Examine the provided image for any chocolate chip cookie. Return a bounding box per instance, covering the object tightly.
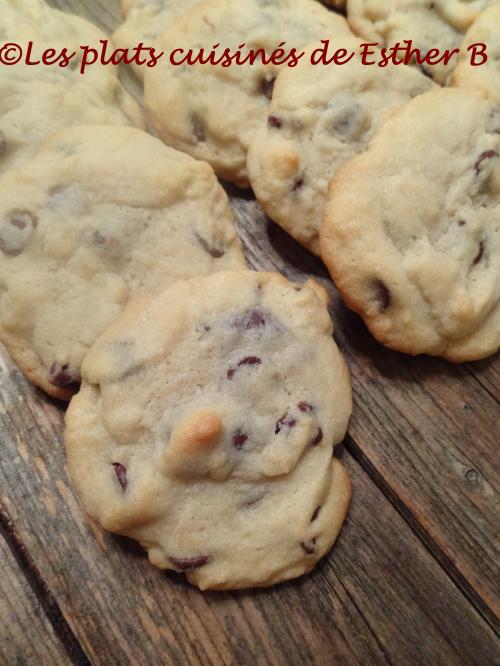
[112,0,203,80]
[144,0,352,186]
[0,125,245,400]
[451,6,500,104]
[65,270,352,589]
[321,88,500,361]
[0,0,145,173]
[247,39,435,255]
[347,0,497,83]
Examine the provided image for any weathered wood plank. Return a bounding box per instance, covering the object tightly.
[1,348,499,665]
[230,194,500,627]
[0,534,71,666]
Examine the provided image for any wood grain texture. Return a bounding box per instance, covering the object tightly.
[0,535,70,666]
[1,339,499,665]
[0,0,498,664]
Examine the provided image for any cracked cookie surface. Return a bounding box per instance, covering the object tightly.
[347,0,497,83]
[65,270,352,590]
[144,0,352,186]
[0,0,145,173]
[113,0,203,80]
[320,88,500,361]
[247,39,435,255]
[0,125,245,399]
[451,5,500,104]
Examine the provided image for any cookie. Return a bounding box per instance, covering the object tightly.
[144,0,352,186]
[346,0,497,84]
[0,0,145,173]
[247,39,435,255]
[451,6,500,104]
[0,125,246,400]
[65,270,352,590]
[112,0,203,80]
[321,88,500,362]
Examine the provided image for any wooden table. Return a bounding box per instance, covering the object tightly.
[1,1,499,664]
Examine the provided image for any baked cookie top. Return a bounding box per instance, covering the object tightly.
[347,0,497,83]
[0,0,145,173]
[451,5,500,104]
[247,39,435,255]
[0,125,245,400]
[65,270,352,590]
[112,0,203,80]
[320,88,500,362]
[144,0,352,186]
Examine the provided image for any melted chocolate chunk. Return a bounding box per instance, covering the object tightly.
[275,412,297,434]
[261,74,276,100]
[48,362,81,390]
[300,538,316,555]
[112,462,128,490]
[169,554,210,570]
[373,279,391,311]
[458,220,466,227]
[232,428,248,450]
[0,210,38,256]
[227,356,262,380]
[268,115,282,129]
[311,427,323,446]
[191,114,206,142]
[291,177,303,192]
[195,232,224,258]
[310,506,321,522]
[473,240,485,266]
[244,309,266,329]
[474,150,498,175]
[298,401,313,413]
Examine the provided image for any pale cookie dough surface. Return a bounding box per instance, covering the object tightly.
[0,125,245,400]
[346,0,498,83]
[451,6,500,104]
[247,39,435,255]
[0,0,145,173]
[65,270,352,590]
[144,0,352,186]
[320,88,500,362]
[113,0,203,80]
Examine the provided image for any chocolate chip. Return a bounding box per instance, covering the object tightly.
[261,74,276,100]
[0,129,6,156]
[169,554,210,570]
[310,506,321,522]
[300,538,316,555]
[298,401,313,413]
[373,279,391,311]
[268,115,282,129]
[48,362,81,390]
[191,114,206,142]
[474,150,498,175]
[244,309,266,329]
[311,427,323,446]
[195,232,224,258]
[227,356,262,380]
[472,240,485,266]
[112,463,128,491]
[232,428,248,450]
[275,412,297,434]
[0,210,38,256]
[457,220,466,227]
[291,177,303,192]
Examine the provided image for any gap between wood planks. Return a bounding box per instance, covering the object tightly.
[343,434,500,637]
[0,502,91,666]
